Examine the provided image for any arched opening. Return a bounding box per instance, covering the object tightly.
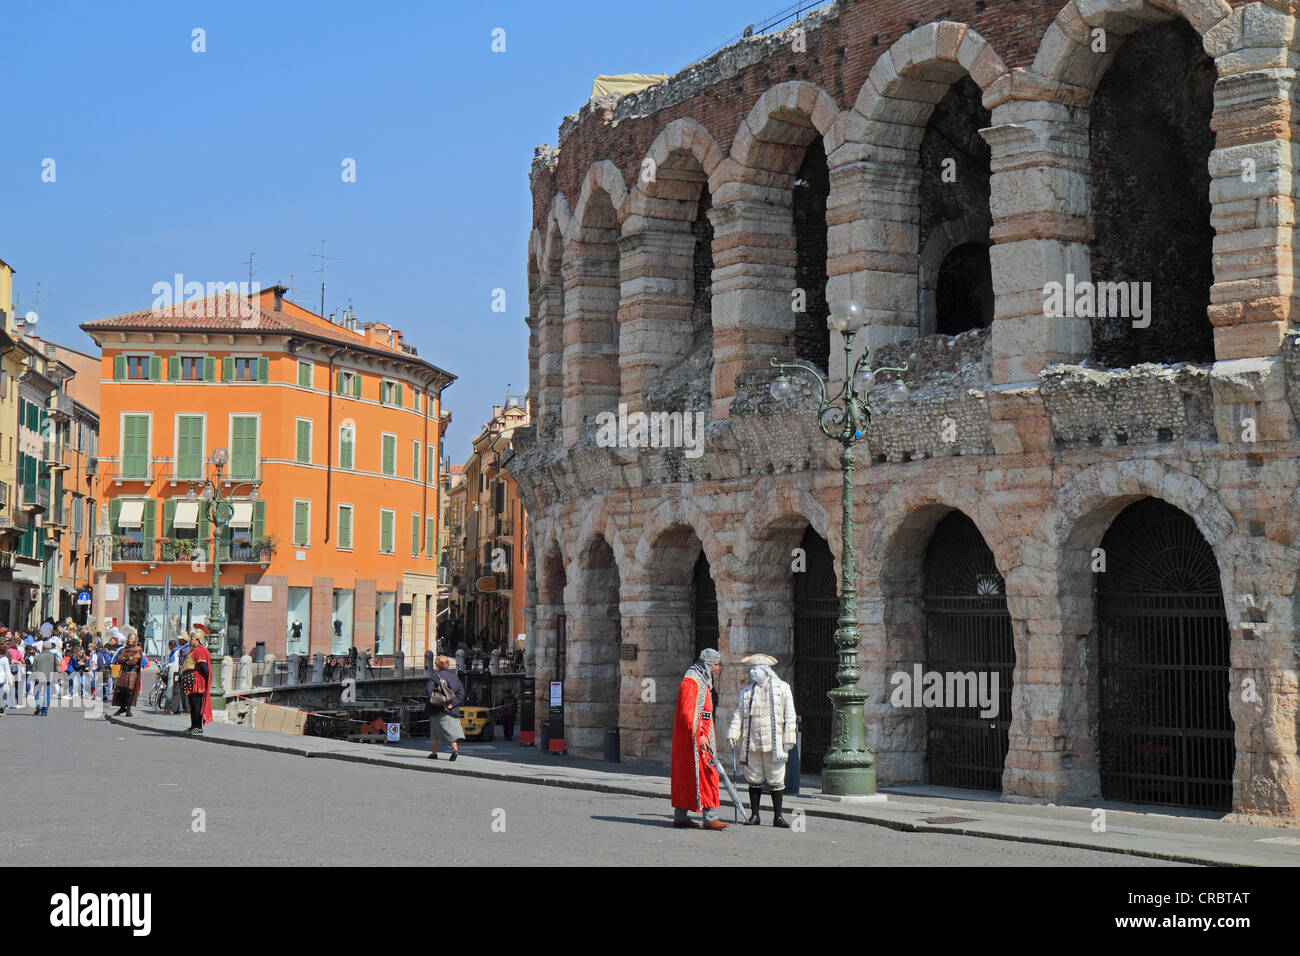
[568,535,621,754]
[563,187,621,445]
[792,142,829,371]
[922,511,1014,791]
[1096,497,1233,810]
[691,551,718,660]
[690,187,714,351]
[539,219,567,440]
[919,76,993,337]
[792,526,837,774]
[1089,19,1215,366]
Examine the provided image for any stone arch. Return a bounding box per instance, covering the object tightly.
[632,496,728,574]
[620,119,725,416]
[565,532,623,755]
[536,195,572,439]
[562,163,626,447]
[834,23,1009,379]
[1031,0,1231,93]
[918,212,996,338]
[728,80,840,178]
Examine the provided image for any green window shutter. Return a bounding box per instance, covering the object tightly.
[295,420,311,463]
[257,357,269,382]
[298,362,311,388]
[426,516,434,557]
[163,498,176,537]
[380,511,393,553]
[338,507,352,550]
[198,500,209,543]
[109,497,121,531]
[123,416,149,478]
[294,501,309,546]
[336,370,344,394]
[253,500,266,541]
[413,440,420,480]
[353,373,362,398]
[149,356,161,380]
[381,435,394,475]
[142,498,156,560]
[231,417,257,479]
[222,357,234,381]
[177,416,202,478]
[204,355,215,381]
[411,514,419,555]
[168,356,180,380]
[395,383,403,407]
[113,355,126,380]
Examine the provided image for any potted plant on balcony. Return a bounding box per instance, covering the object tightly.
[251,534,278,563]
[156,536,176,561]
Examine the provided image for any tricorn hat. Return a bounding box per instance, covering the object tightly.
[741,653,778,667]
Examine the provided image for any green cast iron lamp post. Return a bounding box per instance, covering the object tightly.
[768,300,909,796]
[185,446,261,698]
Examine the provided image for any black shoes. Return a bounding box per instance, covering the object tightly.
[448,751,458,762]
[745,786,763,826]
[772,791,790,828]
[427,753,438,760]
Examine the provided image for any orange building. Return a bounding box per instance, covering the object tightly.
[81,286,455,660]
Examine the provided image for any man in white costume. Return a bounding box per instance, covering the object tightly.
[727,653,798,828]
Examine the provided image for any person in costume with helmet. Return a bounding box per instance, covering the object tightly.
[727,653,798,828]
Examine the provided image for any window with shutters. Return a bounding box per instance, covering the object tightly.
[121,415,151,479]
[380,379,403,406]
[338,370,356,395]
[297,361,313,388]
[295,419,312,464]
[126,356,150,380]
[234,357,257,381]
[180,356,204,380]
[230,416,258,479]
[427,445,435,484]
[337,504,353,551]
[293,499,310,547]
[412,440,420,481]
[175,415,204,479]
[379,508,394,554]
[411,513,420,556]
[426,515,435,558]
[381,433,396,476]
[339,426,355,470]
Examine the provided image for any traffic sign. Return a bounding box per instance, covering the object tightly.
[76,591,91,606]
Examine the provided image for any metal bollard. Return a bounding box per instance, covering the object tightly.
[395,651,405,678]
[605,727,621,763]
[311,652,325,684]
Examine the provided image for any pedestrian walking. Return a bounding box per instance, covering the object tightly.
[425,654,465,761]
[670,648,727,830]
[499,689,517,741]
[110,635,146,717]
[182,631,212,734]
[5,638,25,712]
[32,641,58,716]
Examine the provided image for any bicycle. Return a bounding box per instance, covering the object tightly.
[148,668,170,712]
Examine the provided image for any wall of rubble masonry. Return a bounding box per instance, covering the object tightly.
[515,0,1300,818]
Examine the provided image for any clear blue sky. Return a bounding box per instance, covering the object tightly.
[0,0,810,461]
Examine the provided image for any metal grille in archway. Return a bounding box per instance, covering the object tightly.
[793,527,837,774]
[1097,497,1233,811]
[692,552,718,660]
[922,512,1014,792]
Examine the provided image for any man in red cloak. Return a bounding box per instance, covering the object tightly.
[182,634,213,734]
[671,648,727,830]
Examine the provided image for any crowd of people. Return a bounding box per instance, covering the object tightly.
[0,618,212,732]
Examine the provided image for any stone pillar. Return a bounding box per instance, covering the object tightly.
[708,186,798,418]
[983,103,1092,384]
[311,652,324,683]
[536,283,565,438]
[561,241,620,447]
[395,650,405,678]
[617,576,692,764]
[1205,52,1298,358]
[616,225,696,410]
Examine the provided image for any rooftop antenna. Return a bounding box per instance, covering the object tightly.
[244,251,256,288]
[310,238,339,318]
[289,269,297,300]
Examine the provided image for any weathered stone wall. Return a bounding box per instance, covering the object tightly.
[515,0,1300,818]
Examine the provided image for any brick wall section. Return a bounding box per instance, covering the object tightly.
[243,572,287,657]
[311,575,333,653]
[354,578,376,651]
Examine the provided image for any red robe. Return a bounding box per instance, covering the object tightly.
[670,671,720,810]
[187,645,213,725]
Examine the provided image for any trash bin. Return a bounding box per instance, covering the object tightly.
[605,727,621,763]
[540,720,550,752]
[253,641,266,663]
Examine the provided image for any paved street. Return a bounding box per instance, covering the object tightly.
[2,706,1184,866]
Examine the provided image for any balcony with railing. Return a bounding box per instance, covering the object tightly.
[113,537,152,562]
[47,392,71,421]
[44,440,68,471]
[103,457,158,485]
[18,484,49,513]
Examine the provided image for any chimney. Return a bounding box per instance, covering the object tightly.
[274,287,283,312]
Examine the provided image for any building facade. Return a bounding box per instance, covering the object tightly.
[81,286,455,659]
[512,0,1300,818]
[451,397,529,654]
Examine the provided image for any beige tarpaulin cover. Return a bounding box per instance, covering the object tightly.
[591,73,667,98]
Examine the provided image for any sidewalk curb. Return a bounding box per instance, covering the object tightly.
[108,715,1238,866]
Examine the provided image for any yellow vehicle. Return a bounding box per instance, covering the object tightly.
[459,705,494,741]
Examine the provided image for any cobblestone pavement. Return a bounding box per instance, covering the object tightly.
[2,706,1184,866]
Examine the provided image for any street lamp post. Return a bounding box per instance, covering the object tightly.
[186,446,261,697]
[768,300,909,796]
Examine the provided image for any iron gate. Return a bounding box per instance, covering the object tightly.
[793,528,838,774]
[922,512,1014,791]
[1098,498,1233,811]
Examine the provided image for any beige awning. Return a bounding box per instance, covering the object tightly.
[229,501,254,529]
[173,500,199,530]
[591,73,666,98]
[117,500,144,529]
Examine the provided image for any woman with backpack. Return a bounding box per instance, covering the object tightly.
[426,654,465,761]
